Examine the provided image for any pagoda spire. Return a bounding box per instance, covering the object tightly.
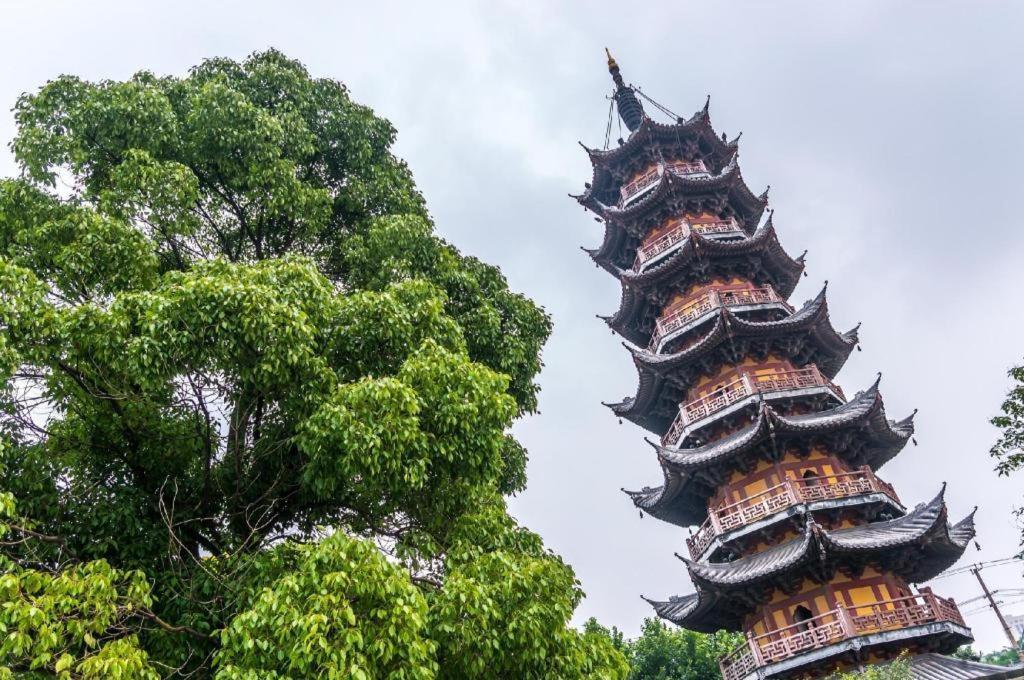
[606,48,645,132]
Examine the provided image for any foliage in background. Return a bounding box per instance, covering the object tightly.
[981,648,1022,667]
[583,618,940,680]
[827,654,911,680]
[0,50,627,678]
[585,617,742,680]
[956,644,1023,667]
[954,645,982,662]
[992,364,1024,552]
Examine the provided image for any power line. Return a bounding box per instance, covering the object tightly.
[931,556,1022,581]
[963,596,1024,618]
[961,588,1024,606]
[963,594,1024,615]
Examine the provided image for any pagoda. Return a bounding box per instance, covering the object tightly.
[576,52,1016,679]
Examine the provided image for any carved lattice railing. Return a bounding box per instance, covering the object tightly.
[634,215,743,268]
[686,467,901,559]
[719,590,965,680]
[648,285,789,350]
[662,366,845,445]
[619,159,710,206]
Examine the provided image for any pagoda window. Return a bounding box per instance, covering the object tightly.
[801,469,822,487]
[792,605,816,633]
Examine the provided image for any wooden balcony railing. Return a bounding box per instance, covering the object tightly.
[662,367,845,446]
[620,167,662,205]
[719,590,965,680]
[634,216,743,269]
[619,159,710,206]
[665,159,710,177]
[648,286,790,350]
[686,467,901,559]
[635,220,690,266]
[690,218,744,238]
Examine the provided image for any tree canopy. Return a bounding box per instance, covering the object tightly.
[0,49,626,678]
[583,618,741,680]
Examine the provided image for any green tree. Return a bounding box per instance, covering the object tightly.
[991,364,1024,550]
[621,618,742,680]
[0,480,160,678]
[953,645,981,662]
[583,618,627,654]
[0,50,625,678]
[980,647,1022,667]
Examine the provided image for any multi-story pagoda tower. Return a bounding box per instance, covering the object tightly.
[576,52,1016,679]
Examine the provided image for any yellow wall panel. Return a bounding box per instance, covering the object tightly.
[744,479,769,496]
[772,610,787,629]
[848,586,877,612]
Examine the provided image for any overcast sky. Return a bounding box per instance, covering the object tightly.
[4,0,1024,654]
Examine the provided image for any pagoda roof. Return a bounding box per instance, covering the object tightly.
[586,101,737,165]
[600,219,806,346]
[624,381,915,527]
[647,489,975,632]
[580,154,768,231]
[617,215,802,290]
[577,102,741,209]
[646,589,729,635]
[627,285,857,384]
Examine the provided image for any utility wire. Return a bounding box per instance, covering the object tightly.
[604,96,615,150]
[633,86,681,122]
[960,589,1024,607]
[963,596,1024,617]
[931,556,1023,581]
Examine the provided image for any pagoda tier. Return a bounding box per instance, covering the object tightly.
[675,583,973,680]
[617,215,798,292]
[647,488,975,633]
[685,481,906,563]
[577,101,740,211]
[606,291,858,442]
[623,380,913,528]
[598,218,805,346]
[585,153,767,226]
[621,285,858,407]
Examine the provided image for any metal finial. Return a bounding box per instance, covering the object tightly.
[603,49,644,130]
